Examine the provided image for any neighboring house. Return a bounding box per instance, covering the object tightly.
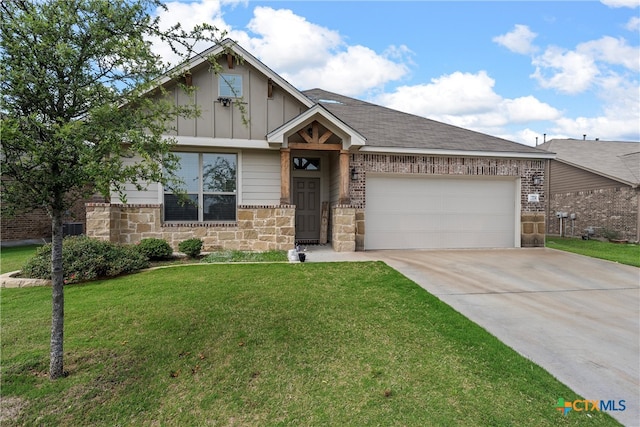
[539,139,640,242]
[1,195,104,246]
[86,39,554,252]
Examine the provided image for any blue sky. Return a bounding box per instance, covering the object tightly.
[153,1,640,146]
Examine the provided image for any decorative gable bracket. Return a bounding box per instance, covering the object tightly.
[267,104,366,151]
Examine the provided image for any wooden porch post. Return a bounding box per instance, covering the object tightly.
[338,150,351,205]
[280,148,291,205]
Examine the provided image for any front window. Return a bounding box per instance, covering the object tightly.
[164,152,237,222]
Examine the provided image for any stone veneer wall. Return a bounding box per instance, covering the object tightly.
[348,153,548,248]
[548,187,639,242]
[331,206,356,252]
[86,203,296,251]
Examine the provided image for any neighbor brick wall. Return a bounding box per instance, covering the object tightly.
[1,208,51,242]
[348,153,547,247]
[86,203,296,251]
[548,187,639,242]
[1,195,103,243]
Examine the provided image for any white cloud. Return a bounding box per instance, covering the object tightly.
[241,7,343,71]
[232,6,411,95]
[502,96,562,123]
[151,3,411,95]
[282,45,410,95]
[625,16,640,31]
[600,0,640,8]
[531,46,599,94]
[578,36,640,71]
[376,71,502,115]
[493,24,538,54]
[552,78,640,140]
[151,0,232,66]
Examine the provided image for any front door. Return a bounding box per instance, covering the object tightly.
[293,177,320,242]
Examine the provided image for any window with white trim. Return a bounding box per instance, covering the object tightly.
[218,73,242,98]
[164,152,237,222]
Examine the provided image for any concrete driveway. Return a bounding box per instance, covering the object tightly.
[366,248,639,426]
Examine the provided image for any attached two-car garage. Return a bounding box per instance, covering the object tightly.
[364,175,520,250]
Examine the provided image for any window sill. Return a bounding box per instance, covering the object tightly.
[162,222,238,228]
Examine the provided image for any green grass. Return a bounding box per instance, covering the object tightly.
[201,250,288,263]
[546,236,640,267]
[0,245,42,274]
[1,262,619,426]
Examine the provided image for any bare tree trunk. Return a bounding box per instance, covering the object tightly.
[49,212,65,379]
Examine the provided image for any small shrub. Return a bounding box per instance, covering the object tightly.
[136,238,173,260]
[22,236,149,283]
[178,238,203,258]
[601,228,622,241]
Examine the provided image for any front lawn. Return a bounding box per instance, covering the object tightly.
[1,262,618,426]
[546,236,640,267]
[0,245,42,274]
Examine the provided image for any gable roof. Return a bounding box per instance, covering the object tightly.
[267,104,366,149]
[158,38,314,109]
[539,139,640,187]
[303,89,553,159]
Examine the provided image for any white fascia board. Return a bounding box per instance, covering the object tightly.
[167,135,277,150]
[358,146,557,159]
[267,105,366,148]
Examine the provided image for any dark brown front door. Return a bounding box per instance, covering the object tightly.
[293,177,320,242]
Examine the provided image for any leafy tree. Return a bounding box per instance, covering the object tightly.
[1,0,227,379]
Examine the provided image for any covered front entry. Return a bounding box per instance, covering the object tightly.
[293,177,320,242]
[365,175,519,250]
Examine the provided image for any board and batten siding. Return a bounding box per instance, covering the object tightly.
[549,161,624,193]
[161,59,307,141]
[240,150,281,205]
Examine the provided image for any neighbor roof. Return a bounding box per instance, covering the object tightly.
[539,139,640,187]
[303,88,553,158]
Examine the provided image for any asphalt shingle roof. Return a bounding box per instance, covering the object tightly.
[302,88,549,155]
[539,139,640,186]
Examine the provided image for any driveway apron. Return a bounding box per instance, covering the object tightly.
[367,248,639,426]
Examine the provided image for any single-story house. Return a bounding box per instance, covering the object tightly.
[86,39,554,252]
[539,139,639,242]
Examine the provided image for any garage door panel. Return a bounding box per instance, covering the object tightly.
[365,175,517,250]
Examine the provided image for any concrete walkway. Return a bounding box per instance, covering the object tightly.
[321,247,638,426]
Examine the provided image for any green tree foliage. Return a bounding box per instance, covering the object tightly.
[1,0,225,379]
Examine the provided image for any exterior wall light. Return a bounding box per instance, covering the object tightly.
[532,175,543,185]
[217,97,232,107]
[351,167,359,181]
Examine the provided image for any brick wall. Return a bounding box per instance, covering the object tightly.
[548,187,639,242]
[1,208,51,242]
[349,153,547,247]
[86,203,296,251]
[1,195,102,243]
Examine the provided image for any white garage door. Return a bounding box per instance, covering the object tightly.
[365,175,518,250]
